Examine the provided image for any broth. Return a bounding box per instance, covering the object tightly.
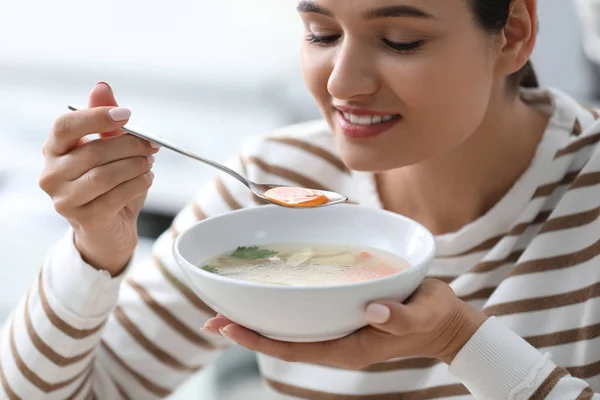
[199,243,410,286]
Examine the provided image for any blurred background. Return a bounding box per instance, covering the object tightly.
[0,0,598,398]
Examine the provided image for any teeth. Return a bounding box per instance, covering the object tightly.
[358,115,371,125]
[342,112,397,125]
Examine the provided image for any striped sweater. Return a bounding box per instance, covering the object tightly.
[1,87,599,400]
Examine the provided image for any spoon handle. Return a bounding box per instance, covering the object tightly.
[67,104,250,188]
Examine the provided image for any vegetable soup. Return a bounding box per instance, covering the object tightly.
[199,243,410,286]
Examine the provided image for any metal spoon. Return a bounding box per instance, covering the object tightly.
[67,104,348,208]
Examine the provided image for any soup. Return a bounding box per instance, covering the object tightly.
[199,243,410,286]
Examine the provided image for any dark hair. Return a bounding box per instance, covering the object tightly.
[469,0,539,88]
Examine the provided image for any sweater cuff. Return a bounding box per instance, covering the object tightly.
[449,317,552,400]
[44,228,132,318]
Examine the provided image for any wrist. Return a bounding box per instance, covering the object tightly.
[437,302,488,364]
[73,229,135,276]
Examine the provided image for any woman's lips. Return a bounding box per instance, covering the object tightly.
[336,110,401,139]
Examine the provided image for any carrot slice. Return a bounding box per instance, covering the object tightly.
[264,187,328,207]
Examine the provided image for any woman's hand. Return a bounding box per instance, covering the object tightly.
[203,279,488,369]
[39,82,159,276]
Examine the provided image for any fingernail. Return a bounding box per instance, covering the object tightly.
[150,141,161,149]
[148,170,155,180]
[200,327,218,336]
[108,107,131,122]
[95,81,113,93]
[365,304,391,324]
[147,155,155,165]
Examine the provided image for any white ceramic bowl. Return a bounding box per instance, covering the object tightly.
[173,204,436,342]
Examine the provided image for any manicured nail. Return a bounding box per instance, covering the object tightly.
[95,81,113,93]
[200,327,218,336]
[148,170,155,180]
[108,107,131,122]
[147,155,155,165]
[150,141,161,149]
[365,304,391,324]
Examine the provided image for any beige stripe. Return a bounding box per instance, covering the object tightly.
[24,289,93,367]
[38,270,105,339]
[114,305,202,372]
[266,137,349,174]
[571,171,600,190]
[459,287,496,302]
[451,235,503,257]
[530,367,569,400]
[470,250,524,274]
[191,201,207,220]
[9,319,90,392]
[360,357,439,372]
[239,155,268,205]
[265,378,469,399]
[586,107,600,120]
[576,385,595,400]
[525,92,553,106]
[169,225,179,238]
[447,208,551,259]
[532,171,580,199]
[339,321,600,374]
[527,321,600,348]
[100,341,171,398]
[555,132,600,158]
[485,281,600,316]
[247,156,329,190]
[510,210,553,236]
[126,279,215,349]
[567,360,600,380]
[239,154,248,176]
[0,349,21,400]
[65,363,94,400]
[426,276,455,284]
[573,119,583,136]
[153,256,216,317]
[510,238,600,276]
[215,176,242,210]
[115,382,132,400]
[539,206,599,234]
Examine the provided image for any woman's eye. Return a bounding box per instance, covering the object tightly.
[382,39,424,53]
[306,33,341,45]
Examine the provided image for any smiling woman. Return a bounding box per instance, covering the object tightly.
[1,1,600,400]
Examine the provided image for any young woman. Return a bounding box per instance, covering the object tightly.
[2,0,599,399]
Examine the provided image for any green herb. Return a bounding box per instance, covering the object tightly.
[201,265,219,274]
[230,246,278,260]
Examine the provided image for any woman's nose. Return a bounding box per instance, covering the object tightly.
[327,42,379,100]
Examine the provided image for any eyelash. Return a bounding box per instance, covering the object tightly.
[305,34,424,54]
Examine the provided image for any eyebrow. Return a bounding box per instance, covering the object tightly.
[296,1,434,20]
[296,1,333,17]
[364,5,434,20]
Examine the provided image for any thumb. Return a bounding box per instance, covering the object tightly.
[88,82,124,138]
[365,301,415,335]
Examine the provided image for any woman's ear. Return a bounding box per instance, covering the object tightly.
[496,0,538,76]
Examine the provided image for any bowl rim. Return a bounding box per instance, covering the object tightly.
[173,204,436,291]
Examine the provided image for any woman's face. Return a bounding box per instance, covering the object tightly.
[299,0,500,172]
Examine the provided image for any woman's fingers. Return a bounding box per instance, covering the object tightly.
[44,106,131,156]
[57,134,158,181]
[82,170,155,218]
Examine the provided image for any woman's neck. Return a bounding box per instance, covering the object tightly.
[376,91,550,236]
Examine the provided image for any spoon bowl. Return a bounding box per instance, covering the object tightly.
[68,104,348,208]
